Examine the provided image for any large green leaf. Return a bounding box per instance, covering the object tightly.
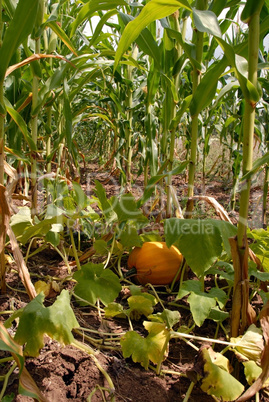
[70,0,127,37]
[73,263,122,306]
[119,12,161,69]
[114,0,192,69]
[0,0,39,80]
[165,219,237,277]
[192,9,222,37]
[14,291,79,357]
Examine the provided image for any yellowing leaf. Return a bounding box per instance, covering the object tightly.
[121,321,170,369]
[230,324,264,364]
[200,348,244,401]
[35,280,51,297]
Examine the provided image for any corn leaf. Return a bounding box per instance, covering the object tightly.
[0,0,39,80]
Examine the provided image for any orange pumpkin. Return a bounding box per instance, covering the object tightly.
[127,242,183,285]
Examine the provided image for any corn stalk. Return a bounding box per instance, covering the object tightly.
[231,0,265,337]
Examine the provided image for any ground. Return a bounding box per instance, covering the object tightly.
[1,156,268,402]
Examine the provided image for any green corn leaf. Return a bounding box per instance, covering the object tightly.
[138,161,189,207]
[119,12,161,69]
[0,0,39,81]
[73,263,122,306]
[14,291,79,357]
[94,180,118,223]
[70,0,128,37]
[46,20,78,56]
[192,9,222,37]
[114,0,192,70]
[241,151,269,181]
[241,0,265,23]
[4,98,36,151]
[89,9,119,47]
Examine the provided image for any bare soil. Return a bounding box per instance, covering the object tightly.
[1,160,268,402]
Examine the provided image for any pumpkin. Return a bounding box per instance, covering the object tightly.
[127,242,183,285]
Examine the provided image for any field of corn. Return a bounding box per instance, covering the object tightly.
[0,0,269,401]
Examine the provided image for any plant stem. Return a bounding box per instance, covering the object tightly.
[72,339,115,401]
[183,381,195,402]
[232,4,264,336]
[0,362,17,400]
[185,0,207,218]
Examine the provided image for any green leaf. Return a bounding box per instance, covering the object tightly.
[70,0,127,37]
[120,321,170,369]
[165,219,235,277]
[188,292,216,327]
[10,207,33,239]
[243,361,263,386]
[45,230,60,247]
[94,180,117,223]
[93,239,108,255]
[193,9,222,37]
[0,323,46,401]
[0,0,39,81]
[200,348,244,400]
[241,0,265,23]
[73,263,121,306]
[104,302,126,318]
[241,151,269,181]
[114,0,192,69]
[129,285,157,305]
[119,226,142,248]
[4,98,36,150]
[46,20,78,55]
[72,182,90,211]
[148,309,180,329]
[112,193,148,224]
[14,291,79,357]
[119,12,161,69]
[208,307,229,322]
[138,161,189,207]
[127,295,156,320]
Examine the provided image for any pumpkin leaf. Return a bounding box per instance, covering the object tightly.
[127,295,155,320]
[121,321,170,369]
[14,291,79,357]
[0,322,48,401]
[73,263,122,306]
[199,348,244,400]
[165,218,237,277]
[188,292,216,327]
[177,281,228,326]
[112,193,148,224]
[119,225,142,248]
[104,302,126,318]
[148,309,180,329]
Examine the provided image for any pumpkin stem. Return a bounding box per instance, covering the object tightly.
[124,267,137,278]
